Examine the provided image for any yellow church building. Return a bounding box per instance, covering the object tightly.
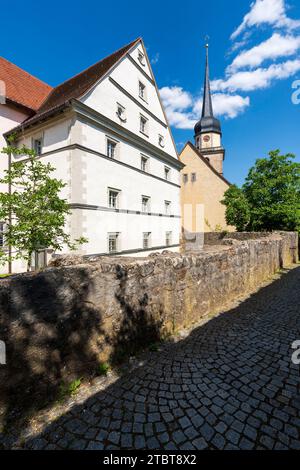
[179,45,233,245]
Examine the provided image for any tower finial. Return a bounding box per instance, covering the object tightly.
[204,35,210,49]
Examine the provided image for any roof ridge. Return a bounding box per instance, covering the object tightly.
[36,37,141,115]
[52,37,141,90]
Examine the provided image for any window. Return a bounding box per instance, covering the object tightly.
[191,172,197,182]
[139,81,146,100]
[164,201,171,215]
[164,166,170,181]
[33,138,42,156]
[158,134,165,148]
[116,103,126,122]
[142,196,150,212]
[183,174,188,183]
[141,155,149,172]
[138,50,145,66]
[108,233,119,254]
[140,115,148,135]
[107,139,118,159]
[108,189,120,209]
[0,222,4,247]
[166,231,172,246]
[143,232,151,249]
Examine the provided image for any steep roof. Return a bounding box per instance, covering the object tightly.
[0,57,52,112]
[37,38,141,116]
[181,141,231,186]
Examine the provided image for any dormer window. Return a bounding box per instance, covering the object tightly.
[158,134,165,148]
[138,50,145,66]
[116,103,126,122]
[139,81,146,100]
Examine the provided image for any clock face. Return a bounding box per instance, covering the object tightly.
[203,135,210,142]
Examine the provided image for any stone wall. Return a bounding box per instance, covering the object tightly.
[0,231,298,428]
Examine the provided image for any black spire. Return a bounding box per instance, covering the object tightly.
[202,44,214,118]
[194,42,221,137]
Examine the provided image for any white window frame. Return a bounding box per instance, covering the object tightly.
[108,232,120,254]
[140,115,149,136]
[141,154,149,172]
[32,137,43,156]
[164,166,170,181]
[138,81,147,101]
[106,137,119,159]
[164,200,171,215]
[143,232,151,250]
[141,195,150,213]
[166,231,172,247]
[108,188,121,209]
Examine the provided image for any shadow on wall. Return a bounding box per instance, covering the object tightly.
[15,266,300,450]
[0,265,164,433]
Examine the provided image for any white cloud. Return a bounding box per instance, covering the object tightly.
[231,0,300,39]
[159,86,250,129]
[212,94,250,118]
[151,52,160,65]
[160,86,193,111]
[212,58,300,92]
[228,33,300,72]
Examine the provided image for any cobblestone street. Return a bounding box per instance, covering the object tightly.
[25,266,300,450]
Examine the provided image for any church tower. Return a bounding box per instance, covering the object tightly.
[194,44,225,174]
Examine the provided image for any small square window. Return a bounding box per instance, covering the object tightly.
[164,200,171,215]
[33,138,42,156]
[191,172,197,182]
[107,139,118,159]
[183,174,188,183]
[108,233,119,253]
[140,115,148,135]
[108,189,120,209]
[116,103,126,122]
[141,155,149,172]
[164,166,170,181]
[139,81,146,100]
[166,231,172,247]
[142,196,150,212]
[143,232,151,250]
[158,135,165,148]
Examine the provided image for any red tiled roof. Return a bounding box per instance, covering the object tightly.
[37,38,141,116]
[0,57,52,112]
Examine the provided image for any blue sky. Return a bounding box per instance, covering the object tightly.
[1,0,299,185]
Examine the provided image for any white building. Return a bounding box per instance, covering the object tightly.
[0,38,183,273]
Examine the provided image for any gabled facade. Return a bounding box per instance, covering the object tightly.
[0,39,183,273]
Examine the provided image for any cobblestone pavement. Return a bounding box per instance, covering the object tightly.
[26,267,300,449]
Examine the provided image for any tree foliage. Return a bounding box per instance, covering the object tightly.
[0,143,86,271]
[222,150,300,233]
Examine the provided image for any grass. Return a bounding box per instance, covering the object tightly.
[97,362,110,376]
[57,378,82,402]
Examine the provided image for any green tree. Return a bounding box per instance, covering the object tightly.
[222,150,300,233]
[221,185,250,231]
[0,143,86,271]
